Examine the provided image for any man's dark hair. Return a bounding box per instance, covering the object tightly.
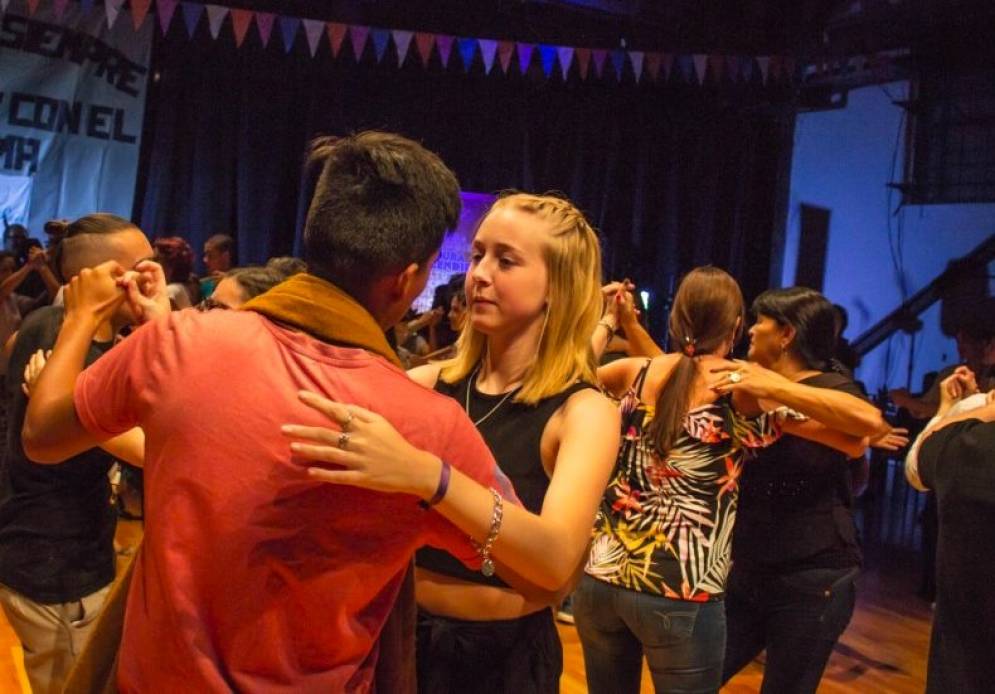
[225,267,283,302]
[53,213,138,282]
[302,131,461,301]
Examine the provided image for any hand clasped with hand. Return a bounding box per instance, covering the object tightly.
[281,391,443,500]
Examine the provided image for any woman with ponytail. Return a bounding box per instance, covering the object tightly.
[721,287,906,693]
[574,269,888,694]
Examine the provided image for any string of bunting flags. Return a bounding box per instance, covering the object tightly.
[3,0,801,85]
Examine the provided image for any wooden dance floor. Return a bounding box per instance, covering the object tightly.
[0,520,930,693]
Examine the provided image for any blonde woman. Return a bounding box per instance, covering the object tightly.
[284,193,620,693]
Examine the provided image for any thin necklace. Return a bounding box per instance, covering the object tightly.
[465,365,519,427]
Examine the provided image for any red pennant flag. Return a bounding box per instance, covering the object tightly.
[27,0,40,16]
[644,52,661,82]
[497,40,514,74]
[255,12,275,47]
[575,47,591,80]
[230,9,253,47]
[130,0,151,29]
[708,54,725,82]
[414,32,435,66]
[157,0,179,34]
[768,55,782,83]
[662,53,675,80]
[327,23,348,57]
[436,35,455,66]
[782,56,796,82]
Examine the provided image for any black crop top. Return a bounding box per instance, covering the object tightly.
[416,372,593,587]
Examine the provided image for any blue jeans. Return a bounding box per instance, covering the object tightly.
[721,565,858,693]
[573,575,726,694]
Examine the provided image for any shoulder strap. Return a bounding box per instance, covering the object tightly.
[632,359,653,399]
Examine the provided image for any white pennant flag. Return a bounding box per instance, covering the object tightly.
[105,0,125,27]
[392,30,414,65]
[692,54,708,82]
[0,0,10,12]
[757,56,770,83]
[205,5,228,40]
[556,46,574,79]
[629,51,644,82]
[478,38,498,73]
[302,19,323,56]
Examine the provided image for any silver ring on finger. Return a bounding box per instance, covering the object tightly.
[338,432,351,450]
[728,371,743,384]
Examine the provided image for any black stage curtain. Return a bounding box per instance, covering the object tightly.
[135,21,796,326]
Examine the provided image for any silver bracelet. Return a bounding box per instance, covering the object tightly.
[473,488,504,577]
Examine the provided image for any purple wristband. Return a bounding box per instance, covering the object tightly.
[419,460,451,509]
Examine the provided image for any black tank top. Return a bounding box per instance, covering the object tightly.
[416,372,593,587]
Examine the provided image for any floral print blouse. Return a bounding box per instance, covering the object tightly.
[586,362,783,602]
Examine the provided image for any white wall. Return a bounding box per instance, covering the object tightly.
[784,81,995,396]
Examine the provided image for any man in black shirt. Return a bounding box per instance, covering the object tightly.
[0,214,153,694]
[907,369,995,694]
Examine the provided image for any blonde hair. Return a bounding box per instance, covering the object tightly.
[439,192,603,405]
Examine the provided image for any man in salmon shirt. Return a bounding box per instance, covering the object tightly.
[22,132,514,693]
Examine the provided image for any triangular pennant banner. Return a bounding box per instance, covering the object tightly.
[230,9,252,47]
[692,54,708,83]
[479,39,498,73]
[370,28,390,63]
[105,0,124,28]
[610,49,627,79]
[742,56,754,82]
[180,2,203,38]
[575,47,591,80]
[80,0,94,15]
[662,53,675,80]
[327,23,348,57]
[279,16,300,53]
[757,56,770,83]
[130,0,150,30]
[205,4,227,39]
[392,30,414,65]
[436,34,454,67]
[157,0,178,35]
[517,43,535,74]
[457,38,477,71]
[676,54,694,81]
[708,54,725,82]
[629,50,644,82]
[302,19,324,56]
[557,46,574,79]
[497,40,514,73]
[782,56,796,82]
[591,49,607,78]
[644,52,661,81]
[414,32,435,66]
[254,12,275,47]
[54,0,71,21]
[768,56,782,82]
[349,24,370,61]
[26,0,39,16]
[725,55,741,82]
[538,45,556,78]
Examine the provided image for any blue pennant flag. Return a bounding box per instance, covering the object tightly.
[610,49,627,78]
[458,38,478,70]
[279,15,300,53]
[180,2,203,39]
[370,28,390,63]
[538,44,557,78]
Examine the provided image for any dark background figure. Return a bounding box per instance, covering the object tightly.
[199,234,236,299]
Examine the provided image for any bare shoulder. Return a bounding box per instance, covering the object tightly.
[407,363,442,389]
[559,386,619,433]
[641,353,682,399]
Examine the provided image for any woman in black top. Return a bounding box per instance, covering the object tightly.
[721,287,900,693]
[403,193,619,693]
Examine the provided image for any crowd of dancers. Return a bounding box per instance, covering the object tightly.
[0,130,990,694]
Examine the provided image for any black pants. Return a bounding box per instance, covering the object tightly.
[721,566,858,694]
[416,607,562,694]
